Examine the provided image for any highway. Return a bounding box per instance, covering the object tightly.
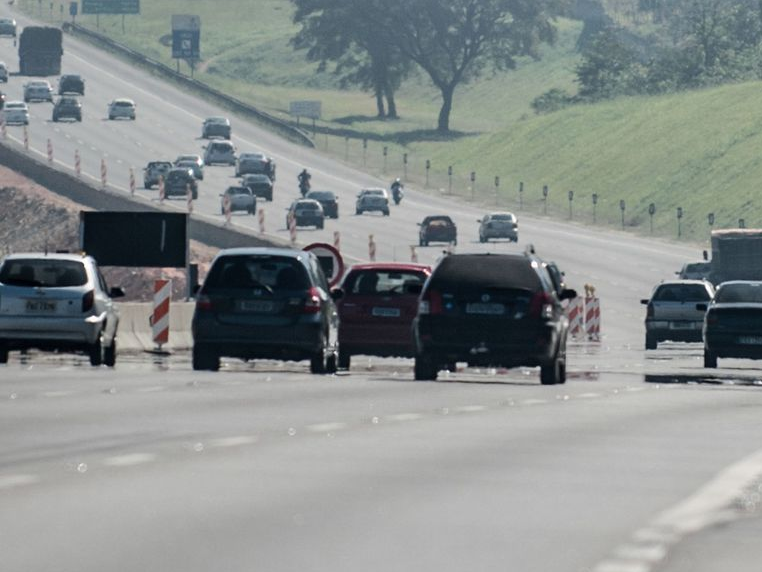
[2,6,762,572]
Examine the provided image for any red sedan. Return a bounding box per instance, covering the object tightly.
[334,263,431,370]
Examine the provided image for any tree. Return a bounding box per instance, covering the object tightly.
[576,27,638,100]
[291,0,410,118]
[374,0,564,132]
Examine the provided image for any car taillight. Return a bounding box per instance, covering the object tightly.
[419,290,443,315]
[303,287,322,314]
[195,294,213,312]
[529,291,553,319]
[81,289,94,312]
[646,304,654,318]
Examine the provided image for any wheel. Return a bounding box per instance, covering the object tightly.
[356,209,362,215]
[103,339,116,367]
[540,355,562,385]
[338,349,350,370]
[192,345,220,371]
[325,352,338,374]
[310,350,325,374]
[318,221,324,229]
[52,115,58,122]
[419,238,424,247]
[88,336,103,366]
[645,333,657,350]
[446,362,457,372]
[414,354,438,381]
[249,208,256,215]
[0,342,8,364]
[383,209,390,216]
[192,191,198,200]
[267,193,273,202]
[704,348,717,368]
[453,238,458,246]
[108,115,114,120]
[479,235,486,243]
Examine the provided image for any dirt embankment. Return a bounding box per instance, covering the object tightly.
[0,166,218,301]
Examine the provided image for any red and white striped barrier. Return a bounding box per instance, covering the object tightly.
[100,158,107,188]
[410,245,418,263]
[568,296,584,338]
[258,208,265,233]
[74,149,81,177]
[150,279,171,349]
[23,125,28,150]
[46,138,53,163]
[368,234,376,261]
[288,213,297,244]
[585,296,601,340]
[158,175,165,202]
[129,167,136,195]
[186,184,193,213]
[333,230,340,251]
[222,194,232,224]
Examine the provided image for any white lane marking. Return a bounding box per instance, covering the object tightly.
[577,392,602,398]
[387,413,423,422]
[103,453,157,467]
[208,436,259,448]
[306,422,347,433]
[613,544,667,562]
[43,390,75,398]
[593,562,650,572]
[520,399,548,406]
[454,405,487,413]
[136,386,164,393]
[0,474,41,490]
[626,387,646,392]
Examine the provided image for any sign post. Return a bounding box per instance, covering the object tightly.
[171,15,201,74]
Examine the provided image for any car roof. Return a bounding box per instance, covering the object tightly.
[5,101,26,107]
[657,279,711,286]
[226,186,250,192]
[294,199,321,206]
[347,262,431,273]
[307,190,335,197]
[423,215,454,222]
[112,98,134,104]
[177,154,201,160]
[361,187,386,193]
[213,247,312,261]
[240,152,266,158]
[3,252,93,263]
[61,74,82,79]
[205,116,228,123]
[242,174,270,180]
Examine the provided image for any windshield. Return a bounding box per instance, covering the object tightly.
[0,259,87,287]
[715,283,762,303]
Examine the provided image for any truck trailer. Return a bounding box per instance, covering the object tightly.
[18,26,63,76]
[708,229,762,284]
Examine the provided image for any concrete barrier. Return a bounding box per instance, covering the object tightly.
[118,302,194,352]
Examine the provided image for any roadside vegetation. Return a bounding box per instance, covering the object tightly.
[17,0,762,242]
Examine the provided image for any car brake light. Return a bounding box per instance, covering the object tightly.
[419,290,443,315]
[303,287,322,314]
[529,291,553,319]
[195,294,213,312]
[81,289,94,312]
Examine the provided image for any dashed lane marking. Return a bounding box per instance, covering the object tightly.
[0,474,41,490]
[208,436,259,448]
[386,413,423,422]
[103,453,157,467]
[306,423,347,433]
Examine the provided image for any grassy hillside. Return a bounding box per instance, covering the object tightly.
[19,0,762,243]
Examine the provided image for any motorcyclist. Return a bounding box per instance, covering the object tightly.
[391,178,404,204]
[298,168,311,196]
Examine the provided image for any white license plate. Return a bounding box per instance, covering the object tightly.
[669,321,696,330]
[466,303,505,315]
[239,300,274,312]
[738,336,762,345]
[26,300,56,312]
[372,307,400,318]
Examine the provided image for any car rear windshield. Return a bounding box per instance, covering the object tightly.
[344,269,426,296]
[0,259,87,287]
[429,255,541,292]
[204,255,310,291]
[491,214,515,221]
[715,283,762,303]
[297,202,319,210]
[114,101,132,107]
[227,188,250,195]
[653,284,711,302]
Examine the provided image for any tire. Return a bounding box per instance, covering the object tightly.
[419,238,424,247]
[414,354,438,381]
[356,209,362,215]
[52,115,58,122]
[89,336,103,366]
[310,351,325,374]
[540,355,563,385]
[645,333,657,350]
[383,209,390,216]
[108,115,114,120]
[318,221,324,229]
[338,349,351,370]
[192,345,220,371]
[0,342,8,364]
[103,339,117,367]
[325,352,338,374]
[704,348,717,368]
[479,235,486,243]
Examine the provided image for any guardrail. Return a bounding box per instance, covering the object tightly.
[61,22,314,149]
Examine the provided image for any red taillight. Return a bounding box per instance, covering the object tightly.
[195,294,213,312]
[303,287,322,314]
[419,290,443,315]
[81,289,94,312]
[529,291,553,319]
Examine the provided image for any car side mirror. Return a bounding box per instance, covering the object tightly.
[407,283,424,295]
[559,288,577,301]
[640,299,649,305]
[109,286,125,298]
[696,303,708,311]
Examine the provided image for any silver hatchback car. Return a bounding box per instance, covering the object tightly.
[478,212,519,242]
[0,253,124,365]
[641,279,714,349]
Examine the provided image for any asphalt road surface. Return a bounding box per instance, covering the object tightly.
[2,6,762,572]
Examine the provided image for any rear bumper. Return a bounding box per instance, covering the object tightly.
[0,313,106,347]
[705,332,762,359]
[646,320,703,342]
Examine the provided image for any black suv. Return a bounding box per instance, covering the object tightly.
[192,247,339,373]
[413,252,577,384]
[164,167,198,199]
[52,96,82,122]
[58,74,85,96]
[419,215,457,246]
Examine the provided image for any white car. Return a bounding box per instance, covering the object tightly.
[0,252,125,366]
[0,62,7,83]
[23,80,53,102]
[3,101,29,125]
[108,98,136,120]
[203,139,236,166]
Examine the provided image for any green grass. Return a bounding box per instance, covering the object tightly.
[19,0,762,242]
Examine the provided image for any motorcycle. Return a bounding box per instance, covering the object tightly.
[392,184,404,205]
[298,178,311,197]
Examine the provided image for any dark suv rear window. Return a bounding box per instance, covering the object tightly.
[653,284,710,302]
[0,259,87,287]
[204,255,310,291]
[429,255,542,292]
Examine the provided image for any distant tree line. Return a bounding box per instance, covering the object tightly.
[291,0,565,132]
[534,0,762,113]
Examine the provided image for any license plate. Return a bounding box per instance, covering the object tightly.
[738,336,762,345]
[372,307,400,318]
[239,300,274,312]
[26,300,56,312]
[466,302,505,315]
[669,321,695,330]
